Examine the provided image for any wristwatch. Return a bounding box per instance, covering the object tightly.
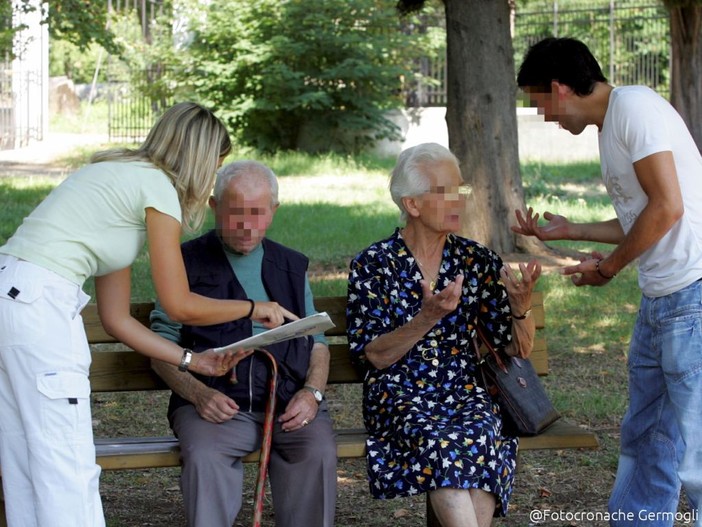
[303,384,323,404]
[178,348,193,372]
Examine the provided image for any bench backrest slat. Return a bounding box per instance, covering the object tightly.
[87,291,546,392]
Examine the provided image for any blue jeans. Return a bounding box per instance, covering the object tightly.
[609,279,702,527]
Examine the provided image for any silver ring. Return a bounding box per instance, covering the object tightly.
[302,419,309,426]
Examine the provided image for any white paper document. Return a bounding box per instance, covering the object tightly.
[213,312,336,353]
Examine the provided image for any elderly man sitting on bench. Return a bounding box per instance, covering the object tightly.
[151,160,336,527]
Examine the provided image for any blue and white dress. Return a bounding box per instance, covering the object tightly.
[346,228,518,515]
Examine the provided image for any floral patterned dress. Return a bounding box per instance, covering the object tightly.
[346,228,519,515]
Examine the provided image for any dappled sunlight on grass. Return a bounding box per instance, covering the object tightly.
[521,160,615,225]
[268,201,396,267]
[277,171,391,207]
[233,149,395,178]
[552,390,627,423]
[309,275,348,297]
[49,100,110,135]
[54,143,119,170]
[521,160,602,185]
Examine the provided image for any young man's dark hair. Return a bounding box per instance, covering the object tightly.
[517,37,607,96]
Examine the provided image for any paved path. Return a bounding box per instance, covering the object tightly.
[0,133,108,178]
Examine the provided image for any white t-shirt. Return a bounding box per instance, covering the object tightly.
[599,86,702,297]
[0,161,182,286]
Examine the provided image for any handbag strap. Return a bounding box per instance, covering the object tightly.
[474,323,509,374]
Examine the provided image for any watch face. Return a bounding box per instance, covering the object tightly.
[306,386,323,402]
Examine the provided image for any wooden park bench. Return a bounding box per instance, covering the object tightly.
[0,291,598,526]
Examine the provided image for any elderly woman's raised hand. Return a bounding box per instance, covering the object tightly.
[500,260,542,318]
[420,274,465,322]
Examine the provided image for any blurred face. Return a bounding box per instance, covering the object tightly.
[525,82,588,135]
[210,179,277,254]
[408,160,468,234]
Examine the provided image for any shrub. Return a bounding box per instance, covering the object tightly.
[172,0,439,153]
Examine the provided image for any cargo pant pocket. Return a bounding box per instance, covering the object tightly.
[36,371,92,440]
[0,273,46,347]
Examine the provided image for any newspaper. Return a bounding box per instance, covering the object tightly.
[213,312,335,353]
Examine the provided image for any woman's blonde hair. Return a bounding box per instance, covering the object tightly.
[91,102,232,233]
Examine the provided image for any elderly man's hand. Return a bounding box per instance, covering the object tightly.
[194,388,240,424]
[278,389,319,432]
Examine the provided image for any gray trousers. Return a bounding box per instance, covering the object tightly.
[172,403,337,527]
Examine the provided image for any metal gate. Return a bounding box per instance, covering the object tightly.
[0,60,44,150]
[410,0,670,107]
[513,0,670,99]
[105,0,172,143]
[1,0,47,152]
[106,61,173,143]
[103,0,671,125]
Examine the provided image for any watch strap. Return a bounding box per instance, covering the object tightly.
[303,384,323,403]
[178,348,193,372]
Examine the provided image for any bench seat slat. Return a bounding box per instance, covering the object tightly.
[89,342,551,392]
[94,418,598,472]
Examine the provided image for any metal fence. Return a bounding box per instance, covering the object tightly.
[412,0,670,107]
[1,0,47,151]
[106,62,172,143]
[0,59,44,150]
[105,1,671,137]
[513,0,670,98]
[105,0,171,142]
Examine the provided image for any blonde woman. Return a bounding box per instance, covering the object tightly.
[0,102,295,527]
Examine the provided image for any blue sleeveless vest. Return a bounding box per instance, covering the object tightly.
[167,230,312,419]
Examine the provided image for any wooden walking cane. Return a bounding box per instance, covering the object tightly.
[252,348,278,527]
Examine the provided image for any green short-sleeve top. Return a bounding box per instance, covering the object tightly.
[0,161,182,285]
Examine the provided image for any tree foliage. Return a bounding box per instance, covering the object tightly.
[47,0,121,55]
[2,0,122,58]
[171,0,440,153]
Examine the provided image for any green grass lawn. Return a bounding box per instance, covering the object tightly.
[1,153,615,299]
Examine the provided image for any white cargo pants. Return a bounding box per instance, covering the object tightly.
[0,255,104,527]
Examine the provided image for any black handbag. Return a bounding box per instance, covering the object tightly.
[474,325,560,436]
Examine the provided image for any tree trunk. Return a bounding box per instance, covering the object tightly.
[443,0,540,253]
[668,5,702,153]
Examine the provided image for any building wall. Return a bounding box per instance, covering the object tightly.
[374,107,599,162]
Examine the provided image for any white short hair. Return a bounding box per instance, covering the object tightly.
[214,160,279,206]
[389,143,459,222]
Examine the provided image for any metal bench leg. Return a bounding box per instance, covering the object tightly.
[252,349,278,527]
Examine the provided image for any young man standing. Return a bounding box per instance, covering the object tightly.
[513,37,702,526]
